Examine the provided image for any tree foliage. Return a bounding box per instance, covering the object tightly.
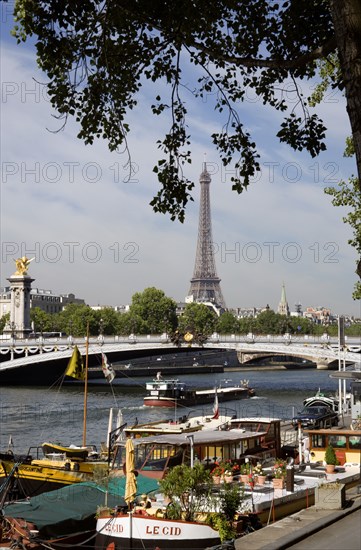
[0,312,10,334]
[216,311,240,334]
[30,307,54,332]
[11,0,361,221]
[178,302,218,335]
[56,303,101,335]
[128,287,178,333]
[308,54,361,296]
[325,177,361,299]
[15,300,359,337]
[159,463,213,522]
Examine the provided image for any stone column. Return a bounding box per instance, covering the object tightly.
[316,359,330,370]
[5,275,34,338]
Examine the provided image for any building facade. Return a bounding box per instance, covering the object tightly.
[0,287,85,318]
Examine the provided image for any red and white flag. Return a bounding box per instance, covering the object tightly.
[212,387,219,419]
[102,352,115,383]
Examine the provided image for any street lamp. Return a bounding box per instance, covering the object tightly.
[163,315,169,337]
[186,435,195,468]
[98,318,104,344]
[9,321,16,342]
[68,320,73,344]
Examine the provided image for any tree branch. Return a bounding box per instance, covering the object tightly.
[190,36,338,70]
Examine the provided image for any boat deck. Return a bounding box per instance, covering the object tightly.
[238,463,360,522]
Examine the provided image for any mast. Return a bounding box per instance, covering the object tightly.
[83,322,89,447]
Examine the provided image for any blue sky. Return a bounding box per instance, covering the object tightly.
[1,4,360,317]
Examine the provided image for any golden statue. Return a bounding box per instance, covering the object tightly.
[13,256,34,276]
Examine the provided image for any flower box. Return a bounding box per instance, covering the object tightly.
[272,477,285,490]
[256,475,267,486]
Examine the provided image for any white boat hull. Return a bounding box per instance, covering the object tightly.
[95,512,221,549]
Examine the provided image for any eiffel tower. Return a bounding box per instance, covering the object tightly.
[188,163,226,309]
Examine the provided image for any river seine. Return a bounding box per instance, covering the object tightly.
[0,368,345,455]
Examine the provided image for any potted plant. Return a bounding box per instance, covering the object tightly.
[240,463,250,484]
[222,462,234,483]
[272,460,286,489]
[211,463,224,484]
[253,464,266,485]
[247,471,256,489]
[324,444,338,473]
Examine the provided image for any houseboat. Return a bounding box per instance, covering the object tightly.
[144,376,255,407]
[110,428,277,480]
[307,427,361,466]
[303,389,351,415]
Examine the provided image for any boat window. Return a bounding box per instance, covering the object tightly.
[248,437,260,450]
[138,444,175,471]
[311,434,326,448]
[328,435,347,449]
[112,445,126,468]
[348,436,361,450]
[267,425,275,438]
[241,422,259,431]
[134,445,149,469]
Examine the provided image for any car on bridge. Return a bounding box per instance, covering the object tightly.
[291,405,339,430]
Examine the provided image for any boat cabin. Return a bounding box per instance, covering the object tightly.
[228,417,282,458]
[308,427,361,465]
[112,429,276,479]
[144,379,195,407]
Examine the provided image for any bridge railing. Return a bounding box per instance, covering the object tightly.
[0,332,360,346]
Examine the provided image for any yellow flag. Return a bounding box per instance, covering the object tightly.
[65,346,84,380]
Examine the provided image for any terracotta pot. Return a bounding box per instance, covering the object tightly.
[256,475,266,486]
[272,477,285,490]
[224,474,233,483]
[325,464,335,474]
[240,474,249,484]
[212,475,221,485]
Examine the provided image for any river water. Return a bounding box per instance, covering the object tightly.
[0,368,345,455]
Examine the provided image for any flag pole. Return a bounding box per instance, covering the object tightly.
[83,321,90,447]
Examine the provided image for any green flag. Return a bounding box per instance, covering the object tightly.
[65,346,84,380]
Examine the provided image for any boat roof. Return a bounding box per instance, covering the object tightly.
[126,414,233,435]
[196,386,247,395]
[307,427,361,435]
[230,417,281,423]
[129,429,267,447]
[147,378,181,384]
